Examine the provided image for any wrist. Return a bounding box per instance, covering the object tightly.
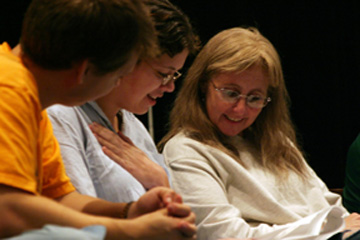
[105,218,138,240]
[126,201,139,219]
[148,167,170,189]
[120,201,134,219]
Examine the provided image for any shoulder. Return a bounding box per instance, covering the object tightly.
[346,134,360,170]
[348,134,360,155]
[163,131,222,163]
[47,105,90,132]
[121,109,147,132]
[0,47,37,97]
[164,131,203,151]
[48,104,75,115]
[47,105,87,121]
[121,109,136,122]
[0,77,41,125]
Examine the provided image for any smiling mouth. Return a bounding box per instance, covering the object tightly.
[225,115,244,122]
[148,95,157,100]
[148,94,163,100]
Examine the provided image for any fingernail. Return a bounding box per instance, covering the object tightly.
[165,197,172,204]
[168,204,174,212]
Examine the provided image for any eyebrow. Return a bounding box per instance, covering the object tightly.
[161,65,177,71]
[223,85,266,95]
[152,61,177,71]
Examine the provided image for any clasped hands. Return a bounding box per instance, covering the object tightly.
[127,186,197,239]
[89,122,195,239]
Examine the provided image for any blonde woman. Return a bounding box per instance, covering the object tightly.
[160,27,360,239]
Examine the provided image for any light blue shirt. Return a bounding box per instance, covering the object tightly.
[6,225,106,240]
[47,102,169,202]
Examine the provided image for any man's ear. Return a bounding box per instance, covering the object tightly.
[63,59,89,89]
[75,59,89,85]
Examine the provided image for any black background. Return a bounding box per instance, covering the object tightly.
[1,1,359,189]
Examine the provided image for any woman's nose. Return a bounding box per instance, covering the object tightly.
[232,97,247,114]
[161,80,175,93]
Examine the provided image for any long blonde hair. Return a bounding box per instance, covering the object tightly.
[159,27,308,178]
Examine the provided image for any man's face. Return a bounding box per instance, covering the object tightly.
[62,51,138,106]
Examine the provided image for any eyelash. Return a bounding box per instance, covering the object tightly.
[156,71,168,78]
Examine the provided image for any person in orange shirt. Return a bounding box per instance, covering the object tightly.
[0,0,196,239]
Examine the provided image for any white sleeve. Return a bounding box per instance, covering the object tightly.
[305,161,348,214]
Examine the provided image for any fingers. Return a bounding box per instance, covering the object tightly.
[343,229,360,239]
[174,193,183,203]
[89,122,124,146]
[117,130,134,145]
[90,123,137,155]
[90,122,134,145]
[101,146,121,162]
[176,220,197,238]
[130,194,197,239]
[167,202,194,219]
[129,209,197,240]
[133,187,188,219]
[153,188,181,209]
[145,187,182,207]
[89,122,113,140]
[97,136,117,151]
[345,212,360,229]
[89,124,117,148]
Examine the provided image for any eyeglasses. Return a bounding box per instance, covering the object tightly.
[145,61,182,85]
[211,81,271,109]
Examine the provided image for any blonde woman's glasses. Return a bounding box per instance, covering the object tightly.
[211,81,271,109]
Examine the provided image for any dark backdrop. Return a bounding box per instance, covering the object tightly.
[1,1,359,189]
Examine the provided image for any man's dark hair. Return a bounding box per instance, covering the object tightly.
[21,0,157,74]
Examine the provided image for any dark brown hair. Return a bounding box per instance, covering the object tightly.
[144,0,200,57]
[21,0,158,74]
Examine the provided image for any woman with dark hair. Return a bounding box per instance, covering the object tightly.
[0,0,196,239]
[47,0,200,202]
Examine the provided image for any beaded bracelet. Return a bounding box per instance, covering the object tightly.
[120,201,134,219]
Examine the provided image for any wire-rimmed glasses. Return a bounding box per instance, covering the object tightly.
[211,81,271,109]
[146,61,182,85]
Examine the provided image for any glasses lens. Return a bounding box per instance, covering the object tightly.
[173,71,182,80]
[162,71,182,85]
[247,95,268,108]
[162,75,172,85]
[220,89,239,103]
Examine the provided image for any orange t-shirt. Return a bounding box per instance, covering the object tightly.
[0,42,75,198]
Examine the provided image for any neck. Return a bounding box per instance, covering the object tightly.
[22,57,64,109]
[11,44,21,56]
[96,95,121,131]
[22,55,83,110]
[12,45,54,109]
